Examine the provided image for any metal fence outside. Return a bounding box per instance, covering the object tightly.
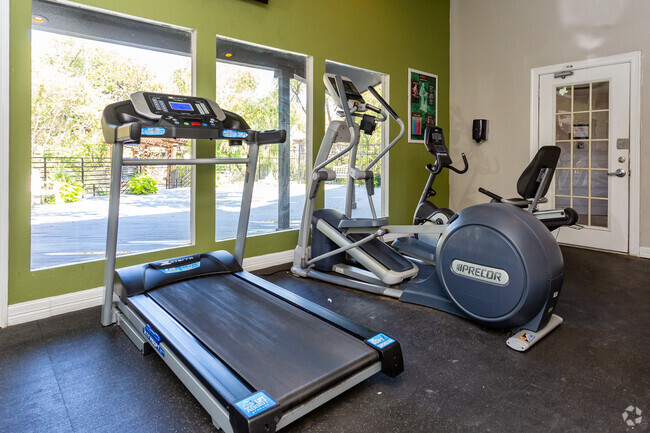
[32,156,113,196]
[31,146,307,198]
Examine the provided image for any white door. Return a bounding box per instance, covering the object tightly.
[538,63,630,252]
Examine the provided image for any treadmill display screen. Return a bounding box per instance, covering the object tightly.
[169,102,194,111]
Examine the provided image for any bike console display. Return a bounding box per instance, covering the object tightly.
[425,126,452,167]
[424,125,468,175]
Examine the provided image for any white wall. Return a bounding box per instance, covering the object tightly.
[450,0,648,249]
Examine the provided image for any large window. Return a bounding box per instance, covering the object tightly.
[215,37,308,240]
[323,61,388,217]
[30,1,192,268]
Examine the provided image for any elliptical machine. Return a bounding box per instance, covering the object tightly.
[293,74,566,351]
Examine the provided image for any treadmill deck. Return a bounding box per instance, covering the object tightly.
[134,273,378,409]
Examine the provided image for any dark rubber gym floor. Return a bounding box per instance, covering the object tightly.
[1,246,648,433]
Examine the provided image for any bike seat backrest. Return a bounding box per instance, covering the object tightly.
[516,146,561,199]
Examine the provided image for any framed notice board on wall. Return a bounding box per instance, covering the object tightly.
[408,68,437,143]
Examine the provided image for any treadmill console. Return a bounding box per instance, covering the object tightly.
[425,126,453,167]
[103,91,253,143]
[131,92,231,133]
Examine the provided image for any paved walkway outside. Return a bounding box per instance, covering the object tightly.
[31,183,381,268]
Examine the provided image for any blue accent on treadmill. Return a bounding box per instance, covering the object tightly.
[235,392,277,418]
[366,333,395,349]
[222,129,248,139]
[160,262,201,274]
[143,324,165,357]
[141,126,166,136]
[143,324,161,343]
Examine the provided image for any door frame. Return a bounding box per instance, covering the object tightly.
[1,0,10,327]
[530,52,641,256]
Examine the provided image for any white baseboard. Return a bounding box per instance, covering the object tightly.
[8,286,105,326]
[241,248,294,272]
[639,247,650,259]
[6,249,295,327]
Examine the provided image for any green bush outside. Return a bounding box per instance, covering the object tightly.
[45,169,84,204]
[126,174,159,195]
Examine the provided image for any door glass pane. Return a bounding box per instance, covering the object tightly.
[553,81,610,228]
[556,86,572,113]
[590,170,608,198]
[573,84,590,111]
[574,197,589,225]
[556,142,571,168]
[573,169,589,197]
[555,196,571,208]
[573,113,589,139]
[590,199,608,227]
[572,141,589,168]
[555,169,571,196]
[591,111,609,139]
[591,141,608,168]
[555,114,571,140]
[592,81,609,110]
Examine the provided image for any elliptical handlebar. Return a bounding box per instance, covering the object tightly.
[334,75,355,128]
[363,85,405,171]
[312,75,360,173]
[364,117,405,171]
[367,85,399,121]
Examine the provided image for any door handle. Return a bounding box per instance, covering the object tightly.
[607,168,627,177]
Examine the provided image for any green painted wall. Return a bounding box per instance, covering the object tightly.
[8,0,450,304]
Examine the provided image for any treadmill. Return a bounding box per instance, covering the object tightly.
[100,92,403,433]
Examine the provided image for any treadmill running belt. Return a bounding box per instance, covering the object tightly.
[146,274,378,409]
